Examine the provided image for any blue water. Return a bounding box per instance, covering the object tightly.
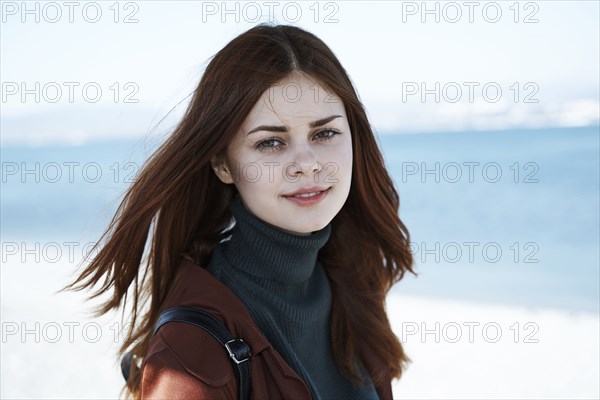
[2,126,598,313]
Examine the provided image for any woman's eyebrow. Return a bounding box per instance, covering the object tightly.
[246,115,343,136]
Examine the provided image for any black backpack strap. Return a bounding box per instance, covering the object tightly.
[153,307,252,399]
[121,306,252,400]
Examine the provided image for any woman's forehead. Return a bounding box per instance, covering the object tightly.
[242,79,345,129]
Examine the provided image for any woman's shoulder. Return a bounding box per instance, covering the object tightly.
[140,327,238,399]
[142,319,236,387]
[140,258,241,396]
[141,258,267,390]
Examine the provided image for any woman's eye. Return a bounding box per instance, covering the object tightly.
[255,129,341,153]
[256,138,283,152]
[315,129,341,142]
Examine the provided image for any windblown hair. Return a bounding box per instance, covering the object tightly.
[60,23,415,399]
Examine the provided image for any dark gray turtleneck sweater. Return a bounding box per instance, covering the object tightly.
[205,194,380,400]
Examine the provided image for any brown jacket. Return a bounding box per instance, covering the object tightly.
[140,258,393,399]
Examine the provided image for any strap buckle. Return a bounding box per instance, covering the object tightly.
[224,339,251,364]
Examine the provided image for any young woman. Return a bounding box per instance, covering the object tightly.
[63,23,415,399]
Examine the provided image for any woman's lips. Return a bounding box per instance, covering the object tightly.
[282,187,331,206]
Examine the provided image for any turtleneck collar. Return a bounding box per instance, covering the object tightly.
[221,194,332,285]
[205,195,379,400]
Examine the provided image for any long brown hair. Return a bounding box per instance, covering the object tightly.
[60,23,415,399]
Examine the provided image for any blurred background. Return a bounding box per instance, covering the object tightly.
[2,1,598,398]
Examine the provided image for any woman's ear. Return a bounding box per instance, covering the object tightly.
[210,156,234,184]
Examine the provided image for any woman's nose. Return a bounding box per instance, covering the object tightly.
[287,146,322,176]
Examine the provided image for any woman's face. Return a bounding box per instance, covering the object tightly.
[211,73,353,235]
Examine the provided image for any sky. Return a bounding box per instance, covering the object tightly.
[1,0,599,146]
